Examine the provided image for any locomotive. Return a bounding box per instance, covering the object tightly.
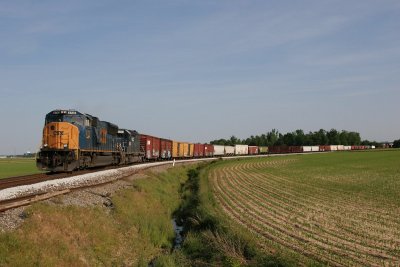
[36,110,143,172]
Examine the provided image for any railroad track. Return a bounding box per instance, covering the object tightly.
[0,166,125,191]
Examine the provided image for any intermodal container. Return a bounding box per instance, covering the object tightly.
[259,146,268,154]
[343,146,351,150]
[302,146,312,152]
[160,139,172,159]
[225,146,235,155]
[330,145,338,151]
[213,145,225,156]
[234,145,248,155]
[248,146,259,155]
[194,143,205,157]
[337,145,344,151]
[140,134,160,160]
[204,144,214,157]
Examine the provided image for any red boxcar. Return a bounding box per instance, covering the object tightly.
[194,143,205,157]
[319,145,331,151]
[160,139,172,159]
[204,144,214,157]
[248,146,259,155]
[140,134,160,160]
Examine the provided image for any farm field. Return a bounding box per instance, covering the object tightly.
[0,158,42,179]
[209,150,400,266]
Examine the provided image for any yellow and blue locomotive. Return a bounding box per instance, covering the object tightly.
[36,110,143,172]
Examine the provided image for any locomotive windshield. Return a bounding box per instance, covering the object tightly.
[45,114,84,126]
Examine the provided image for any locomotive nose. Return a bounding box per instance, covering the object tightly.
[42,122,79,150]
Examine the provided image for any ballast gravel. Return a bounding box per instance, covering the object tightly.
[0,158,216,232]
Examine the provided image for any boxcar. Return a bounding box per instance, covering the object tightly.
[248,146,259,155]
[224,146,235,156]
[213,145,225,156]
[204,144,214,157]
[188,143,194,157]
[194,143,205,157]
[234,145,248,155]
[160,139,172,159]
[140,134,160,160]
[259,146,268,154]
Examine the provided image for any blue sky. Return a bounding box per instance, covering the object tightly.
[1,1,399,154]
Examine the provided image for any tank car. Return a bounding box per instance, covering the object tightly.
[36,109,143,172]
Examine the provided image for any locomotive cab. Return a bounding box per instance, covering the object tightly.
[37,110,82,172]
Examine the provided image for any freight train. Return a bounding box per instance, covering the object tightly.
[36,109,374,172]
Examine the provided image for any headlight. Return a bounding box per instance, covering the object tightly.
[44,144,48,147]
[63,144,68,148]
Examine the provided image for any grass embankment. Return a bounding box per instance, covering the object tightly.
[160,163,289,266]
[0,158,42,179]
[208,151,400,266]
[0,160,286,267]
[0,165,192,266]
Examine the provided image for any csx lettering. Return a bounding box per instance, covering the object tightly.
[53,131,64,136]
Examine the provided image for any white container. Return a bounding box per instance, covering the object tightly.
[344,146,351,150]
[234,145,249,155]
[302,146,312,152]
[224,146,235,155]
[371,145,376,149]
[213,145,225,156]
[311,146,320,152]
[337,145,344,151]
[330,145,338,151]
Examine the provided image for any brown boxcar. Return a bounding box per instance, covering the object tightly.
[140,134,160,160]
[268,146,289,154]
[160,139,172,159]
[194,143,205,157]
[288,146,303,153]
[204,144,214,157]
[248,146,259,155]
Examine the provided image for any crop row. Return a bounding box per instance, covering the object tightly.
[209,159,400,266]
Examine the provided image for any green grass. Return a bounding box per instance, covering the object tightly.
[0,158,42,179]
[266,150,400,205]
[206,150,400,266]
[0,164,194,266]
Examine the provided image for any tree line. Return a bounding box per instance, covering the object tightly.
[210,129,381,147]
